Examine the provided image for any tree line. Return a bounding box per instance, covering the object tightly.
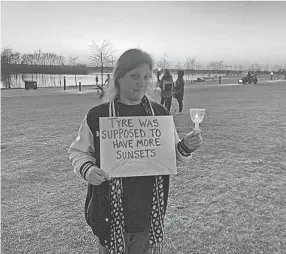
[1,47,115,76]
[2,41,285,79]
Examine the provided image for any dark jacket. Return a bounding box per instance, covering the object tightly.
[174,77,184,100]
[85,102,170,244]
[159,74,174,98]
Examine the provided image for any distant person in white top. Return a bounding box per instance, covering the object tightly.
[104,74,110,87]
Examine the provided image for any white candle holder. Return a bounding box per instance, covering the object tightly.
[189,108,206,130]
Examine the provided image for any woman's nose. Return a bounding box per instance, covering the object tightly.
[137,77,145,86]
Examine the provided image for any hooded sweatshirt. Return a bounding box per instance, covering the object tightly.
[159,73,174,98]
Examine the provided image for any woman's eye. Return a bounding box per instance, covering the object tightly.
[131,74,139,79]
[130,74,151,80]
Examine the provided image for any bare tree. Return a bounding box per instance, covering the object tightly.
[69,56,79,86]
[12,52,21,64]
[21,54,29,65]
[21,53,35,65]
[250,62,261,71]
[218,60,224,75]
[1,47,13,65]
[1,47,22,65]
[238,65,244,72]
[208,61,225,77]
[233,64,240,76]
[33,49,42,66]
[57,55,65,66]
[1,47,16,88]
[274,64,282,71]
[52,54,58,66]
[89,40,115,85]
[188,58,196,79]
[183,59,191,81]
[42,53,49,66]
[1,47,21,70]
[195,62,202,77]
[175,62,182,69]
[107,55,117,68]
[157,53,172,70]
[184,58,191,69]
[207,61,216,75]
[223,64,232,76]
[46,53,57,67]
[274,64,284,78]
[233,64,238,76]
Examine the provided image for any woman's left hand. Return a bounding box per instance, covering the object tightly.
[183,129,203,152]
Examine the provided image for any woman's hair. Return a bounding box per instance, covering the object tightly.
[103,48,156,102]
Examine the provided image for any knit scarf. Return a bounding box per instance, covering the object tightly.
[105,95,165,254]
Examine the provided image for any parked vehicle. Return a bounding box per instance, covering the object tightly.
[193,77,205,82]
[238,73,258,84]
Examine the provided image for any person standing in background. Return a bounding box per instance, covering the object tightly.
[174,70,185,114]
[156,69,161,85]
[95,75,99,95]
[159,69,174,112]
[104,74,110,86]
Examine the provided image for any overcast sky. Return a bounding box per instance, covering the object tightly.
[1,1,286,69]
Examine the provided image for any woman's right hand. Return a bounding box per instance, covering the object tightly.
[85,166,111,185]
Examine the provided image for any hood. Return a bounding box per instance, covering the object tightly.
[162,74,172,81]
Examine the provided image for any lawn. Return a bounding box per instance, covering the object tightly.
[1,80,286,254]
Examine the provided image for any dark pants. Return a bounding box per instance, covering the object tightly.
[173,94,184,113]
[98,230,151,254]
[161,97,172,112]
[175,97,183,112]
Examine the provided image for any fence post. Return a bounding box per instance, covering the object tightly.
[64,76,66,90]
[79,81,81,91]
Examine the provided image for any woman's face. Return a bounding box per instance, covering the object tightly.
[118,63,152,105]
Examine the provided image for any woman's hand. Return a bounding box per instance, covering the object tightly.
[85,166,111,185]
[183,129,203,152]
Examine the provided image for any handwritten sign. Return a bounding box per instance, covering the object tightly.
[99,116,177,177]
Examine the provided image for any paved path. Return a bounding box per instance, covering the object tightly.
[1,87,99,98]
[1,79,285,98]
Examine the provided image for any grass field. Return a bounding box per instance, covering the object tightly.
[1,80,286,254]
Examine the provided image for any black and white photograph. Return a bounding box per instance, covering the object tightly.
[1,1,286,253]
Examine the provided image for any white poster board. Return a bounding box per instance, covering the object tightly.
[99,116,177,177]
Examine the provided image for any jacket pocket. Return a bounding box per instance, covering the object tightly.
[85,182,110,239]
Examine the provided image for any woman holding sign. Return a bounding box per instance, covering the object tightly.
[69,48,203,254]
